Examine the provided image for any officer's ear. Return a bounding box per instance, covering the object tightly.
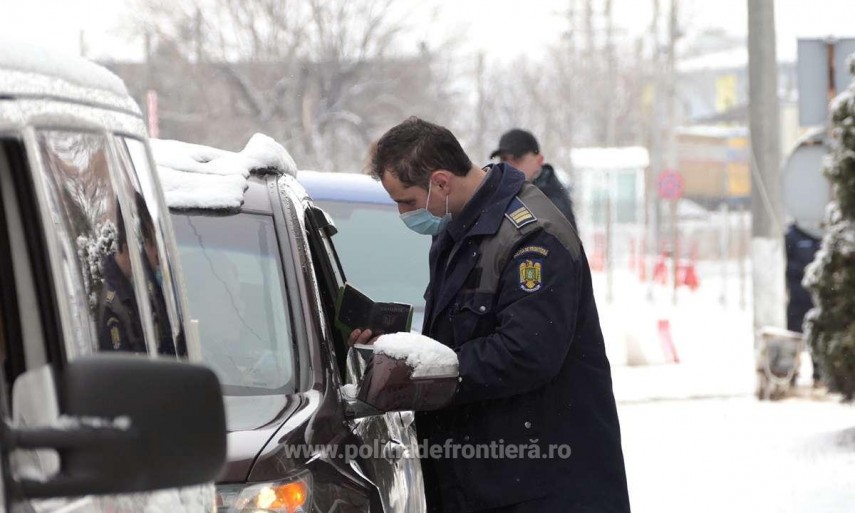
[430,170,453,193]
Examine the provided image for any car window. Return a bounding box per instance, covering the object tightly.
[303,205,351,380]
[171,213,295,389]
[113,136,185,356]
[35,130,153,357]
[314,200,430,320]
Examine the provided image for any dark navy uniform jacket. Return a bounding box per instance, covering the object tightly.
[785,224,820,333]
[97,255,175,355]
[98,254,147,353]
[533,163,577,231]
[417,163,630,513]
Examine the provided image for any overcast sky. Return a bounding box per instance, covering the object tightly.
[2,0,854,63]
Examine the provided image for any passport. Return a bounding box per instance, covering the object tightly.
[335,283,413,337]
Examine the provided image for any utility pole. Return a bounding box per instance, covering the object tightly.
[605,0,617,146]
[747,0,786,331]
[645,0,662,299]
[475,52,488,162]
[666,0,680,304]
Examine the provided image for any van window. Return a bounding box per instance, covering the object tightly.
[114,137,186,356]
[35,131,151,357]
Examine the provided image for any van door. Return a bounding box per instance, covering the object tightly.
[0,129,214,512]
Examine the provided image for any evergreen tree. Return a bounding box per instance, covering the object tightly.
[803,56,855,400]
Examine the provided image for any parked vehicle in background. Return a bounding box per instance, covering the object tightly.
[298,171,431,331]
[153,137,455,513]
[0,40,226,512]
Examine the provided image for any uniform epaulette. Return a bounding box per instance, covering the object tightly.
[504,196,537,229]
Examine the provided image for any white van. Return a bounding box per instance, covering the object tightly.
[0,40,226,511]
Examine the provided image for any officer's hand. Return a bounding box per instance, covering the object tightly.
[348,328,376,346]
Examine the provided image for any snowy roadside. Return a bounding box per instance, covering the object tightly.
[620,396,855,513]
[594,263,759,403]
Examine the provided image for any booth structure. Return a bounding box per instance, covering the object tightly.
[570,146,650,270]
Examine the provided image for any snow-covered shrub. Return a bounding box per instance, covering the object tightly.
[803,55,855,400]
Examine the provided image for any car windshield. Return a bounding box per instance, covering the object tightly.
[171,212,295,397]
[315,200,430,311]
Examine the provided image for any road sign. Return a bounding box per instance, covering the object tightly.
[797,38,855,127]
[657,169,684,200]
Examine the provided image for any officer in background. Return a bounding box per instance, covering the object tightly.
[354,117,629,512]
[97,196,174,355]
[490,128,577,231]
[97,205,146,353]
[785,221,822,383]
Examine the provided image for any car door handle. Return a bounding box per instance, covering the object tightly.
[382,439,407,461]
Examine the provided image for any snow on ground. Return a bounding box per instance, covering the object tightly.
[597,259,855,512]
[620,396,855,513]
[595,261,757,401]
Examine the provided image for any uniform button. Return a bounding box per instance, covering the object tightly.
[524,421,532,429]
[458,376,463,383]
[478,305,486,313]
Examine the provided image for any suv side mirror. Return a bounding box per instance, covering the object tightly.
[343,339,458,418]
[5,355,226,498]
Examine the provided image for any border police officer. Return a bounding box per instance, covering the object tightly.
[355,117,629,513]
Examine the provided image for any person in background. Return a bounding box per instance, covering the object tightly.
[490,128,577,231]
[98,195,174,355]
[785,221,822,385]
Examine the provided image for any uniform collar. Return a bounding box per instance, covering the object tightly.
[445,163,525,242]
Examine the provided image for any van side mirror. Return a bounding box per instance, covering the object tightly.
[343,337,458,418]
[5,355,226,498]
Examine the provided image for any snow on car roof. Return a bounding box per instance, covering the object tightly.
[0,37,138,113]
[152,133,297,210]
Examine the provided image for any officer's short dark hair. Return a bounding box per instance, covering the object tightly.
[370,117,473,188]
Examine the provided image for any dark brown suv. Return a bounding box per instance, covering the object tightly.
[155,138,458,513]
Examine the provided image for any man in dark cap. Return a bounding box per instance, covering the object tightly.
[491,129,577,230]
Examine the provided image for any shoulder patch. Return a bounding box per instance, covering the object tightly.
[504,196,537,229]
[107,316,122,350]
[105,289,116,304]
[518,259,543,292]
[513,245,550,259]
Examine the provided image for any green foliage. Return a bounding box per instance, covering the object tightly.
[803,56,855,399]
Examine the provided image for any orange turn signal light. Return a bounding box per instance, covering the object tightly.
[254,481,308,512]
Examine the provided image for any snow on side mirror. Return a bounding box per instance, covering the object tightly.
[349,333,458,415]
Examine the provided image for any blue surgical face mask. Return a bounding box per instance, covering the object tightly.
[400,181,451,235]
